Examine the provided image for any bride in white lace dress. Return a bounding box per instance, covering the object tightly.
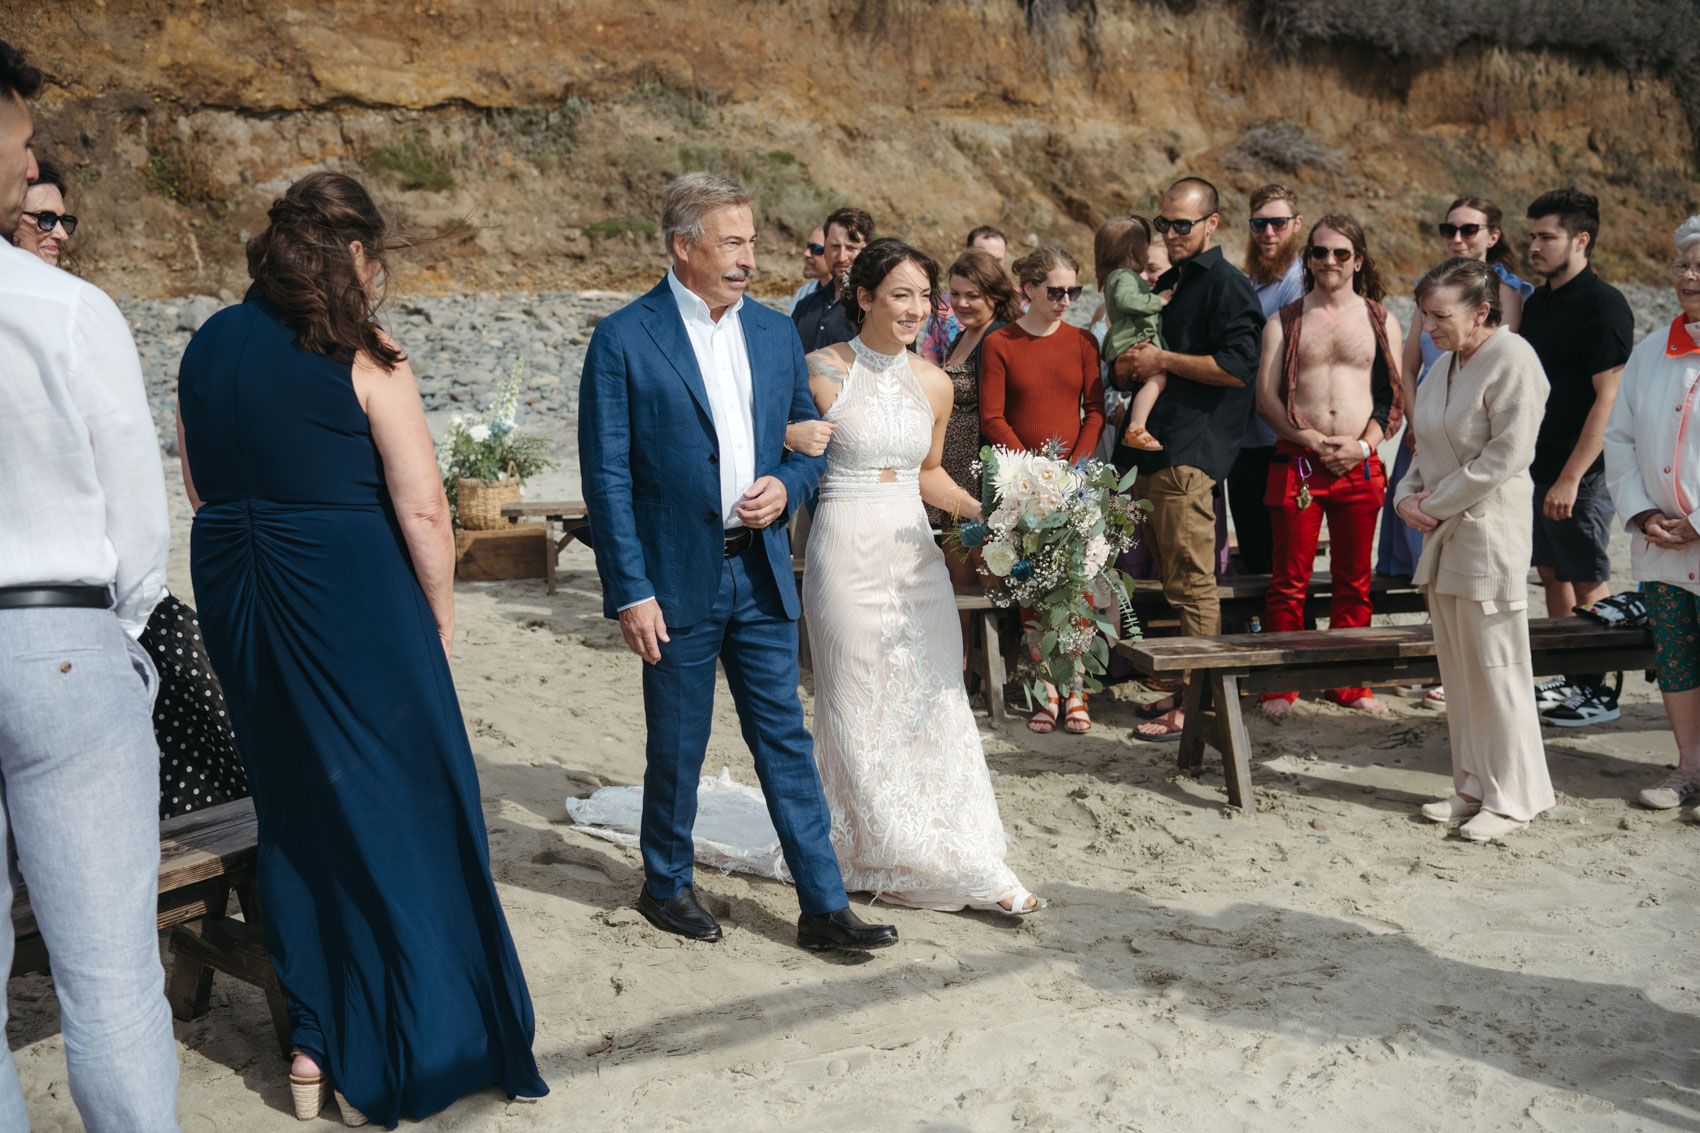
[790,238,1037,914]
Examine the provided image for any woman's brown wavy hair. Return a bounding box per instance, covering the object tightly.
[946,249,1023,325]
[246,172,403,369]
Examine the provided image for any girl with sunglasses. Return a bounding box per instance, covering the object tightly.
[9,156,74,267]
[1378,195,1534,588]
[979,244,1106,733]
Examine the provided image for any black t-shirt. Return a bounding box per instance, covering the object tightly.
[1520,265,1634,482]
[1110,245,1263,483]
[792,285,857,353]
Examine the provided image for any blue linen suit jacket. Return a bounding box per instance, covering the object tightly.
[578,277,828,626]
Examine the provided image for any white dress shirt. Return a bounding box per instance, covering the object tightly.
[0,242,169,637]
[667,269,757,528]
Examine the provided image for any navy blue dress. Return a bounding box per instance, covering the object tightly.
[179,295,547,1126]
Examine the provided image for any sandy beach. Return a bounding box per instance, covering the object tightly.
[10,437,1700,1132]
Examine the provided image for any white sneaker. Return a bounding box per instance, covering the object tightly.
[1534,675,1577,710]
[1460,810,1528,842]
[1638,769,1700,810]
[1419,795,1481,823]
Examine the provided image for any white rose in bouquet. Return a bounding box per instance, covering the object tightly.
[983,541,1018,577]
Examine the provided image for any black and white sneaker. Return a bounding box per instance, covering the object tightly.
[1541,685,1621,728]
[1534,675,1578,710]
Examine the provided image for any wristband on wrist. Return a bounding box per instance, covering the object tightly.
[1358,439,1372,460]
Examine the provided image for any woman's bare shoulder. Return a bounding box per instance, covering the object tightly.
[806,344,853,383]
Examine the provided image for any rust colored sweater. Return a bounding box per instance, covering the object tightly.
[978,322,1106,461]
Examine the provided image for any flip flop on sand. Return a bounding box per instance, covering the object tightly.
[1134,715,1185,742]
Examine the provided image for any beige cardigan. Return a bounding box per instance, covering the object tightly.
[1393,326,1549,603]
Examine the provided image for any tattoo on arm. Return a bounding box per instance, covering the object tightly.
[807,352,847,385]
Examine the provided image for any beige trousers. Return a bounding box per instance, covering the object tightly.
[1429,593,1555,821]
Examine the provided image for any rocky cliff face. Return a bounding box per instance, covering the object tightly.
[5,0,1695,298]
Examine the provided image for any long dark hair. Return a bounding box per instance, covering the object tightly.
[947,249,1022,324]
[840,237,940,327]
[1302,214,1385,303]
[246,172,402,369]
[1446,194,1517,273]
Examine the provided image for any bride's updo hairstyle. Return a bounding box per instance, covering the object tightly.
[840,236,941,326]
[246,171,403,370]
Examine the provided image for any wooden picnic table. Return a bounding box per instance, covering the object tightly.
[500,500,590,595]
[1116,618,1656,813]
[10,797,291,1054]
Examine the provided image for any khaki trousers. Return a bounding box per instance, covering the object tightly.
[1428,593,1556,821]
[1144,465,1220,637]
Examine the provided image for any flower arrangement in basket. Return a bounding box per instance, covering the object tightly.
[437,360,553,530]
[953,442,1149,702]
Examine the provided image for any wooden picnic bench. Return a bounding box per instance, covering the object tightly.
[9,797,290,1054]
[500,500,591,595]
[1117,618,1656,813]
[1126,571,1427,628]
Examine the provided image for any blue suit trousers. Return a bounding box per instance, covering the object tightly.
[639,547,846,917]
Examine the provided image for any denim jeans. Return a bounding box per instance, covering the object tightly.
[0,607,179,1132]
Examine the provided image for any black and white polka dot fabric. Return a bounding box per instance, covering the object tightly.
[141,592,249,819]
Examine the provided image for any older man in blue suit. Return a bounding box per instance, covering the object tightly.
[578,173,896,953]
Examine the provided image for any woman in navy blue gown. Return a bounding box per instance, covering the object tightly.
[176,172,547,1127]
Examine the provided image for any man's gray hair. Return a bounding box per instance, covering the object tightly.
[1677,215,1700,253]
[662,172,754,258]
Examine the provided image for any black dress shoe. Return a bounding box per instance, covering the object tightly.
[797,906,898,952]
[637,886,723,942]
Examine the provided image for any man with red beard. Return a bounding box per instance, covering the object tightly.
[1231,184,1307,574]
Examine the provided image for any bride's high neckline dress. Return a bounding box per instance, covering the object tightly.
[802,338,1025,909]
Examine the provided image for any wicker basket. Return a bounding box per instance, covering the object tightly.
[457,477,521,530]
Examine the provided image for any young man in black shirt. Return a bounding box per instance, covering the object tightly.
[792,206,872,352]
[1112,177,1264,741]
[1521,187,1634,726]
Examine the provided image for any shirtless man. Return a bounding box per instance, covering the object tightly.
[1253,214,1403,717]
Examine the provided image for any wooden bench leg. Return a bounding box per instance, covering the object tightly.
[1177,673,1210,772]
[166,879,228,1024]
[1212,673,1256,813]
[236,879,294,1057]
[979,610,1006,723]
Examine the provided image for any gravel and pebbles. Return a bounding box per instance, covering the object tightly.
[119,283,1677,457]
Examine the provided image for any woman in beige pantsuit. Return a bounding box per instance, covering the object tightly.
[1395,257,1556,842]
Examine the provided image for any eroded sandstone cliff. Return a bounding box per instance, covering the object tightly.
[4,0,1695,297]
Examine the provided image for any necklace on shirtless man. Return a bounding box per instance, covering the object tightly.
[1296,456,1314,510]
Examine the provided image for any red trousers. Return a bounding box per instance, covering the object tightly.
[1262,440,1386,705]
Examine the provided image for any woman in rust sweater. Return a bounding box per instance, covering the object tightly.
[979,244,1106,733]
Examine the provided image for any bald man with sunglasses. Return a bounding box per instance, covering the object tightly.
[1112,177,1264,742]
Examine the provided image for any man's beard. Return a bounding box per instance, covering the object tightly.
[1245,231,1304,286]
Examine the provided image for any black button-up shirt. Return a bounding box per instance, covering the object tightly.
[792,285,858,353]
[1111,245,1263,483]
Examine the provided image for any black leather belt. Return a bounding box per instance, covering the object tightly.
[0,585,113,610]
[723,528,757,558]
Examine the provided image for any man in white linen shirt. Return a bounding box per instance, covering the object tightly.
[578,172,897,953]
[0,40,179,1132]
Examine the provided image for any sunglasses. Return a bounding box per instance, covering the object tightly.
[1308,245,1355,263]
[806,243,825,256]
[1152,212,1216,236]
[1044,285,1084,303]
[1249,216,1295,232]
[24,210,77,236]
[1437,222,1486,240]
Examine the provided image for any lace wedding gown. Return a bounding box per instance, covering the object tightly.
[803,338,1027,910]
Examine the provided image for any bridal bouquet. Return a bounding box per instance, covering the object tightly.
[954,443,1148,700]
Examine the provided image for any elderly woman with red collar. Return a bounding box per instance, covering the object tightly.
[1604,214,1700,818]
